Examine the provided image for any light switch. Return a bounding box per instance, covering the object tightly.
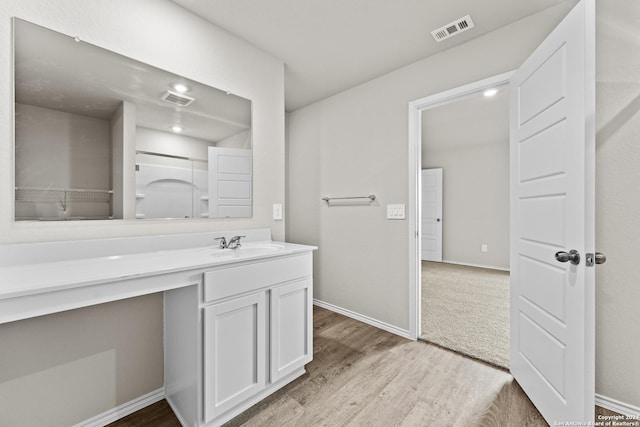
[273,203,283,221]
[387,204,405,220]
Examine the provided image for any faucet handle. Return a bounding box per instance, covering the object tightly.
[228,235,246,249]
[214,236,227,249]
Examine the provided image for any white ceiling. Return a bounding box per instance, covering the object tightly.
[171,0,575,111]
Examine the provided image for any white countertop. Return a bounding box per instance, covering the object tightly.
[0,240,316,301]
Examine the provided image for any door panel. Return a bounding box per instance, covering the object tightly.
[519,121,567,181]
[518,46,566,125]
[519,257,565,321]
[509,0,595,424]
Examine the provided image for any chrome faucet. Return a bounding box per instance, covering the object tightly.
[227,235,245,250]
[214,236,227,249]
[214,235,245,249]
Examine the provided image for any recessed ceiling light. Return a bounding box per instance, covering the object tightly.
[171,125,183,133]
[484,88,498,97]
[172,83,189,93]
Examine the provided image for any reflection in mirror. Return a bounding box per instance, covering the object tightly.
[13,18,252,221]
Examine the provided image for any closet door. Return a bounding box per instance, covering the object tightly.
[208,147,252,218]
[421,168,443,262]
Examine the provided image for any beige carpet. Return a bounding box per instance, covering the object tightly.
[421,261,510,369]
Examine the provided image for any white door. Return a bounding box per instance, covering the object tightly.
[208,147,252,218]
[203,292,266,421]
[421,168,443,261]
[270,279,313,382]
[510,0,595,424]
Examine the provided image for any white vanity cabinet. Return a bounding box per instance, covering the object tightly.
[167,250,314,427]
[0,230,315,427]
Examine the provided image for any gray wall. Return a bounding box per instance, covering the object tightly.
[0,295,163,427]
[0,1,284,426]
[15,103,111,220]
[422,89,510,270]
[594,0,640,410]
[288,0,640,410]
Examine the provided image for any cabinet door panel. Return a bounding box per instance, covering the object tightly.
[270,279,313,382]
[204,292,266,421]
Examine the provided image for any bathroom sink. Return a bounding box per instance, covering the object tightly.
[207,242,286,259]
[208,250,235,259]
[241,242,286,251]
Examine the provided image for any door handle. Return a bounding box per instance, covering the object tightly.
[436,218,441,222]
[585,252,607,266]
[555,249,580,265]
[595,252,607,264]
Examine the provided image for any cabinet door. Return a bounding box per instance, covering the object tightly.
[270,279,313,382]
[203,292,266,422]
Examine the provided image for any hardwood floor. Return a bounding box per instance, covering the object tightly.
[106,399,181,427]
[112,306,618,426]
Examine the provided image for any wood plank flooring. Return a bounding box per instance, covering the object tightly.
[107,399,181,427]
[110,306,613,426]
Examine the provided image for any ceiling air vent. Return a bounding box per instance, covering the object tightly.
[161,90,195,107]
[431,15,475,42]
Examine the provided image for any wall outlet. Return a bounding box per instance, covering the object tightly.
[273,203,283,221]
[387,204,406,220]
[481,244,488,252]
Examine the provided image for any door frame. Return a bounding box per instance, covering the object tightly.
[407,71,514,339]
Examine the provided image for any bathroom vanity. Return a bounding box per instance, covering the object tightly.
[0,229,316,426]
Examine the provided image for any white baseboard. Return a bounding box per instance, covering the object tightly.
[73,388,165,427]
[596,394,640,418]
[313,299,413,340]
[440,259,510,272]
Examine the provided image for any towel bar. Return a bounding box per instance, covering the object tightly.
[322,194,376,203]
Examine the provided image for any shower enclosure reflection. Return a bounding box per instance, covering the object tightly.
[13,18,252,221]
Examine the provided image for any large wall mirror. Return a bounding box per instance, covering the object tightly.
[13,18,252,221]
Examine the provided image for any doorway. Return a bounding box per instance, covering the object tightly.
[418,81,511,368]
[409,73,512,346]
